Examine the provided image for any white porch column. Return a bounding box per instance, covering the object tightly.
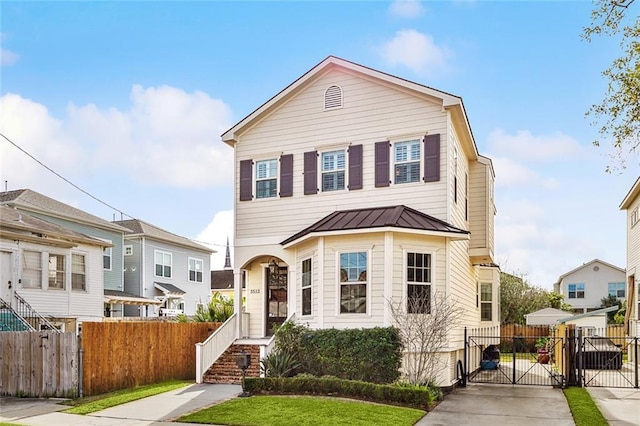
[383,232,393,326]
[234,268,243,338]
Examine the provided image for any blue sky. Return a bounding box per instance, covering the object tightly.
[1,0,638,288]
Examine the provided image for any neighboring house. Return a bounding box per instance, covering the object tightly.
[220,56,500,387]
[620,177,640,336]
[113,219,213,317]
[553,259,626,314]
[525,307,572,326]
[211,270,234,300]
[0,205,108,332]
[557,306,618,333]
[0,189,158,318]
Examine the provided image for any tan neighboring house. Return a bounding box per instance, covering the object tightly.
[218,56,499,387]
[620,177,640,336]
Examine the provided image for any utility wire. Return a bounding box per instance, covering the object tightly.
[1,131,134,220]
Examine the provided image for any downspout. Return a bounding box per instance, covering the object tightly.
[141,237,145,316]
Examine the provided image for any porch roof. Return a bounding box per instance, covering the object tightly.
[281,205,469,247]
[154,282,186,296]
[104,290,162,306]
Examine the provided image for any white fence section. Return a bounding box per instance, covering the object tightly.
[195,313,237,384]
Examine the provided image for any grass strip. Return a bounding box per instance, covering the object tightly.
[563,387,607,426]
[62,379,191,415]
[178,395,425,426]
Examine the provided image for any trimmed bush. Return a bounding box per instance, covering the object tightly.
[244,376,435,410]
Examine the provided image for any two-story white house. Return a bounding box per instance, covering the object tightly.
[553,259,626,314]
[620,177,640,336]
[113,219,213,317]
[220,56,499,386]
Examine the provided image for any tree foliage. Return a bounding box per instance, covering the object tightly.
[500,272,558,325]
[599,294,624,323]
[583,0,640,169]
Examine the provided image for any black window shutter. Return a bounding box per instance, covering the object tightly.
[348,144,363,190]
[279,154,294,197]
[423,134,440,182]
[239,159,253,201]
[375,141,390,187]
[303,151,318,195]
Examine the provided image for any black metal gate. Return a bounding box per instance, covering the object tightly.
[580,333,639,388]
[466,330,564,386]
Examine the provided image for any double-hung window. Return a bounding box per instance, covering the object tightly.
[608,282,625,298]
[48,254,65,290]
[72,254,86,291]
[481,283,492,321]
[407,252,431,314]
[155,251,172,278]
[568,283,585,299]
[321,150,345,191]
[189,258,203,282]
[256,159,278,198]
[339,252,367,314]
[394,140,421,184]
[22,250,42,289]
[103,247,112,270]
[301,258,312,316]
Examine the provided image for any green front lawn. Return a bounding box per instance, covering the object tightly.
[62,380,191,415]
[178,395,426,426]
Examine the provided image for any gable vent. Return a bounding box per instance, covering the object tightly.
[324,85,343,110]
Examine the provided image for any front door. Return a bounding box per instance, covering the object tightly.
[0,251,14,303]
[266,265,288,336]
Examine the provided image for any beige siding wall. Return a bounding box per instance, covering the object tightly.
[234,68,449,244]
[468,161,487,249]
[627,194,640,321]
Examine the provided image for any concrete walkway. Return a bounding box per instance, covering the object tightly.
[0,383,242,426]
[587,387,640,425]
[418,383,574,425]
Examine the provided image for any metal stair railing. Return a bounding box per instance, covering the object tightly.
[0,296,36,331]
[12,292,62,332]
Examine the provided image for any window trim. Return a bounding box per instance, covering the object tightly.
[405,251,433,314]
[22,250,43,289]
[188,257,204,283]
[336,249,370,316]
[568,283,585,299]
[71,252,87,291]
[103,246,112,271]
[124,245,133,256]
[320,149,347,192]
[480,282,492,321]
[47,253,66,290]
[301,257,312,317]
[392,138,422,185]
[255,158,279,199]
[607,282,626,298]
[154,250,173,278]
[631,206,639,228]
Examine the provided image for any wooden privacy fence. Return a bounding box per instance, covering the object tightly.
[0,331,78,398]
[82,321,219,396]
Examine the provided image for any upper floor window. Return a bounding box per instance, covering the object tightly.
[481,282,492,321]
[339,252,367,314]
[48,254,65,290]
[124,245,133,256]
[608,282,625,298]
[321,150,345,191]
[324,85,343,110]
[407,252,431,314]
[301,258,312,316]
[72,253,86,291]
[22,250,42,289]
[155,250,172,278]
[256,159,278,199]
[103,247,112,270]
[568,283,585,299]
[394,140,421,184]
[189,258,203,283]
[632,207,639,228]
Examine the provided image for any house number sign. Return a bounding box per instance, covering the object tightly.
[250,289,260,294]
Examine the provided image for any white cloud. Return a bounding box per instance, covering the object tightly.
[1,85,234,191]
[491,156,558,189]
[388,0,424,18]
[488,128,581,162]
[1,48,18,66]
[378,29,450,77]
[196,210,234,270]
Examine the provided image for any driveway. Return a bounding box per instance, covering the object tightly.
[418,383,574,425]
[587,387,640,425]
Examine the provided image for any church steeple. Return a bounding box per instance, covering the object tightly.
[224,236,232,270]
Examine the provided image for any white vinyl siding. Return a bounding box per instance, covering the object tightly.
[22,250,42,289]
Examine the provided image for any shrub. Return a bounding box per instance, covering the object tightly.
[244,376,435,410]
[260,351,301,378]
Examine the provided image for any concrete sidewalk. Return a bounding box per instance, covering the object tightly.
[587,387,640,425]
[418,383,574,425]
[0,383,242,426]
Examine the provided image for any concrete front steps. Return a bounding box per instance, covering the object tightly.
[202,343,261,384]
